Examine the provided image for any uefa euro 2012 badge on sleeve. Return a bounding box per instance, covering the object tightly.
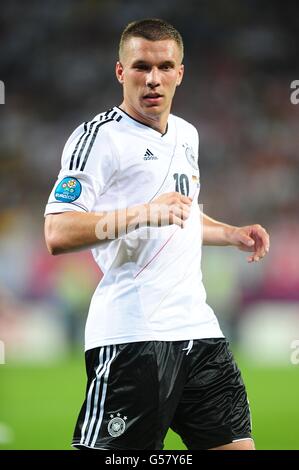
[55,177,82,202]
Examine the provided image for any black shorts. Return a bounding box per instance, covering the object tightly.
[72,338,252,450]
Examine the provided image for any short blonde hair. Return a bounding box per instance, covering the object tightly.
[119,18,184,62]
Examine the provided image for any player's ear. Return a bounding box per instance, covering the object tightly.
[116,61,124,84]
[176,64,184,86]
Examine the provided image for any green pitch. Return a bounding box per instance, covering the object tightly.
[0,352,299,450]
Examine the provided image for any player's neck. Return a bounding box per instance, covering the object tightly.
[118,101,169,134]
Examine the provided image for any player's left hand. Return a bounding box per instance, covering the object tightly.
[229,224,270,263]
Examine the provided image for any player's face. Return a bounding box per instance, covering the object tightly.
[116,37,184,127]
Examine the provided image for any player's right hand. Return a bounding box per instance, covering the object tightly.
[147,192,192,228]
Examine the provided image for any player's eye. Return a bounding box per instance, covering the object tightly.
[134,64,150,71]
[159,63,175,71]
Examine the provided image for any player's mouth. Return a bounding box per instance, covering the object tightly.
[143,93,163,104]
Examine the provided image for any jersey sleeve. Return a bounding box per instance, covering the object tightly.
[44,120,118,216]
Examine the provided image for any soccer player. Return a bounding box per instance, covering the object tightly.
[44,19,269,450]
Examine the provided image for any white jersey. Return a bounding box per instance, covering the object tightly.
[45,106,223,350]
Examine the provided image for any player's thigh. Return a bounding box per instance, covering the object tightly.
[171,338,252,450]
[210,438,255,450]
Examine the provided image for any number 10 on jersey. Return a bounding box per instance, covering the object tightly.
[173,173,190,196]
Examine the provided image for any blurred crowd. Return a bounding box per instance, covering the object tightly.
[0,0,299,359]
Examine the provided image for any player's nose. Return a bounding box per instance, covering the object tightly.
[146,68,160,88]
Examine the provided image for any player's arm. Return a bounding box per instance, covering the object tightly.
[45,192,192,255]
[45,206,154,255]
[202,212,270,263]
[45,209,141,255]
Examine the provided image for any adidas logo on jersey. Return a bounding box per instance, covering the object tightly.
[144,148,158,160]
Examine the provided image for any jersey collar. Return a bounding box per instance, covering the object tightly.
[115,106,169,138]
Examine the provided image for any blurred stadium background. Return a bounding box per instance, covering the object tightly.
[1,0,299,450]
